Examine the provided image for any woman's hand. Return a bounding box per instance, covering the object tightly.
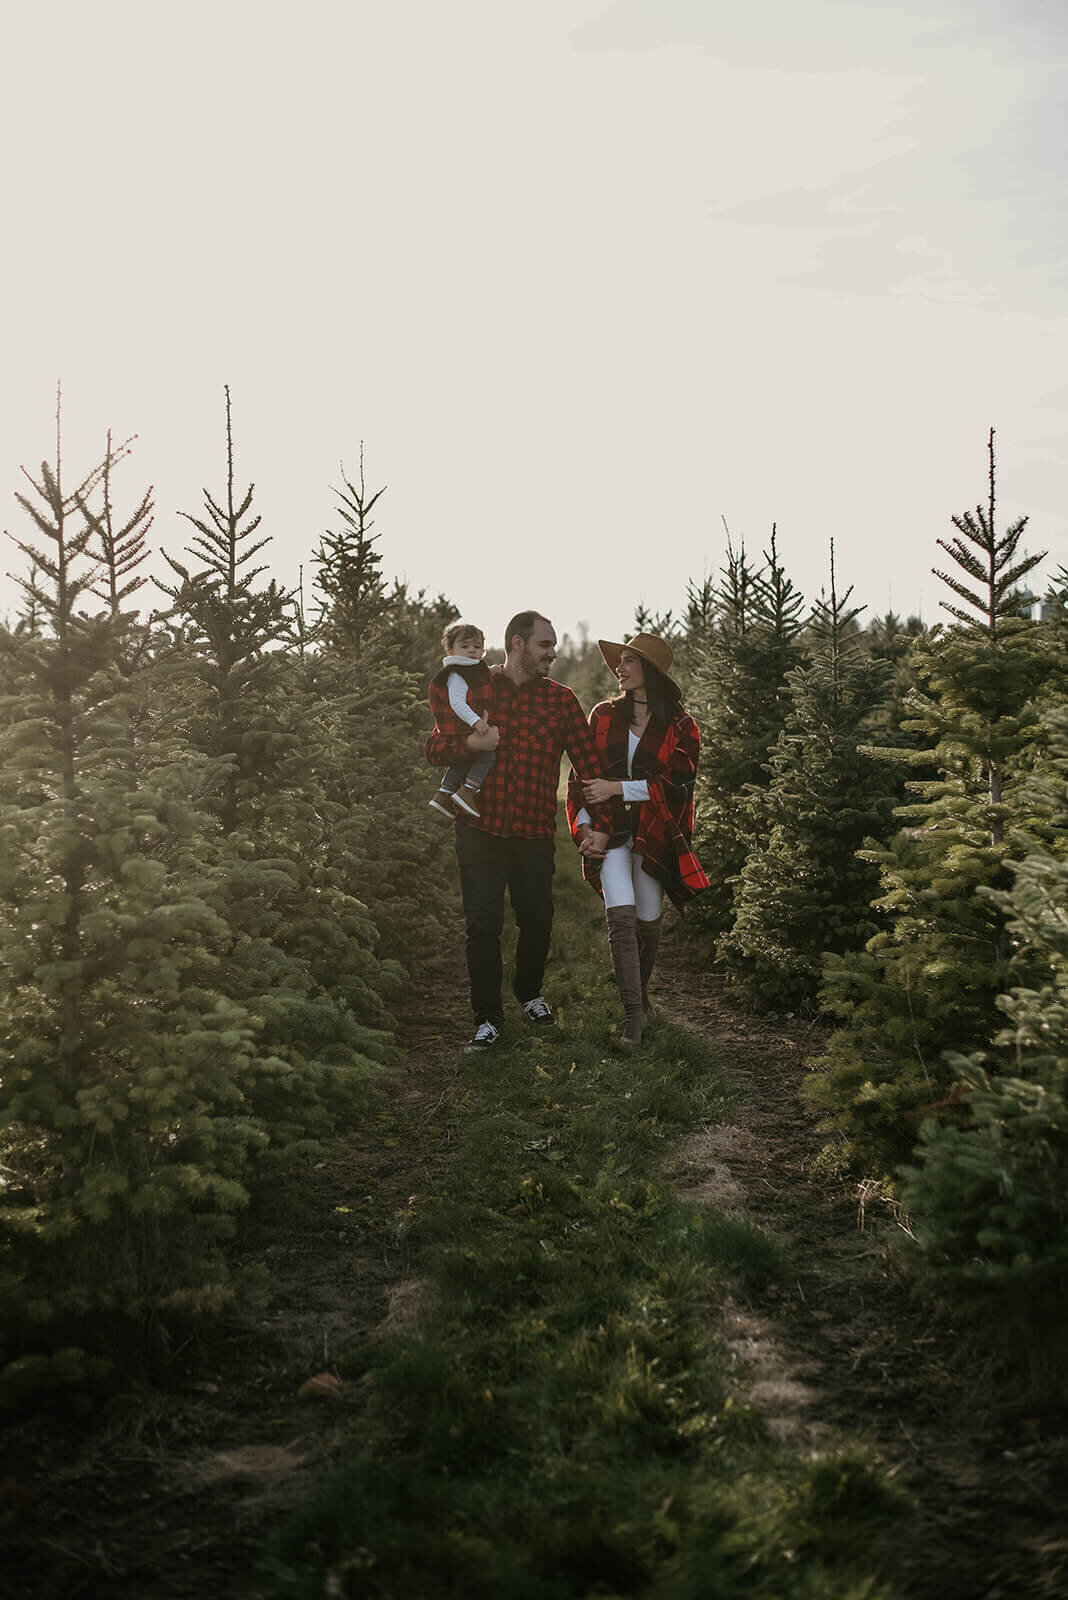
[583,778,622,805]
[578,828,610,859]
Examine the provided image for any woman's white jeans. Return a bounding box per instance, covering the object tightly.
[600,840,664,919]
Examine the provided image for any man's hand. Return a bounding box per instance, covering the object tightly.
[578,828,610,859]
[583,778,622,805]
[467,725,500,752]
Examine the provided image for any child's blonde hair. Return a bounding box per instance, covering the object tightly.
[442,619,484,654]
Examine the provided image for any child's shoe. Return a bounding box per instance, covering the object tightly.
[451,781,482,818]
[428,787,457,818]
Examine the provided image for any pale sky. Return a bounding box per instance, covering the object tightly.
[2,0,1066,652]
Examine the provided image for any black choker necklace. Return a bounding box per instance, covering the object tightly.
[631,697,648,706]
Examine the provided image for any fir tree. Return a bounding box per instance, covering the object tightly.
[0,419,278,1395]
[899,705,1068,1382]
[307,463,456,973]
[1034,565,1068,721]
[157,385,295,836]
[862,612,930,750]
[7,561,50,637]
[156,390,393,1130]
[682,573,716,650]
[631,602,677,638]
[924,428,1046,846]
[720,547,896,1009]
[552,624,606,708]
[807,433,1052,1172]
[80,428,153,620]
[312,447,390,658]
[0,398,462,1401]
[687,527,805,940]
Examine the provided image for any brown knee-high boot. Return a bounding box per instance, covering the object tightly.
[636,916,663,1014]
[606,905,644,1047]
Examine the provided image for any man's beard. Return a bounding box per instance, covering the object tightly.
[520,647,550,679]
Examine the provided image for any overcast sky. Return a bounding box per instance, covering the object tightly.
[2,0,1066,654]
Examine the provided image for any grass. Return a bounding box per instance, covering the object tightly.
[262,830,905,1599]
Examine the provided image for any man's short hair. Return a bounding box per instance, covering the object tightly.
[442,619,484,654]
[504,610,550,654]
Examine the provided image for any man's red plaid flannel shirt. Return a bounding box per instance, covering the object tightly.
[426,672,614,839]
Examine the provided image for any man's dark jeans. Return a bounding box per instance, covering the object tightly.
[454,825,555,1024]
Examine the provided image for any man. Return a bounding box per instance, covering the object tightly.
[426,610,614,1053]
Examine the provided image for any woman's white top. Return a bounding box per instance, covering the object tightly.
[576,728,650,828]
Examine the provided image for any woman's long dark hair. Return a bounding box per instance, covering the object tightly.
[615,655,684,727]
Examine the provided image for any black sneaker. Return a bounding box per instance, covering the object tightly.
[520,996,555,1026]
[464,1020,502,1053]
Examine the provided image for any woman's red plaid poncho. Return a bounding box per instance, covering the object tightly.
[565,699,710,910]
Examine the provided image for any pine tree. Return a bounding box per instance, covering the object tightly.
[157,385,295,836]
[306,458,456,973]
[631,601,676,639]
[156,391,392,1135]
[1034,565,1068,721]
[682,573,716,652]
[552,625,606,708]
[898,704,1068,1380]
[311,448,390,658]
[806,432,1052,1172]
[862,612,929,749]
[687,528,805,940]
[922,429,1047,847]
[0,416,275,1396]
[719,547,896,1009]
[0,398,461,1400]
[80,428,153,619]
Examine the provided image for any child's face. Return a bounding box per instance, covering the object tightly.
[454,631,484,658]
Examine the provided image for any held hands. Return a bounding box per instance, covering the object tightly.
[467,724,499,751]
[582,778,622,805]
[473,715,491,735]
[576,824,610,859]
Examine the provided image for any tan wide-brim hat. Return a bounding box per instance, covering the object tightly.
[597,632,679,695]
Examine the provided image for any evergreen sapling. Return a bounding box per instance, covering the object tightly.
[807,431,1051,1172]
[720,546,896,1010]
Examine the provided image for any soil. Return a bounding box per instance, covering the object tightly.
[2,934,1066,1599]
[655,930,1068,1600]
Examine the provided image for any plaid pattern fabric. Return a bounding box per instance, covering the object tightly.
[428,660,495,727]
[565,699,710,909]
[426,673,613,839]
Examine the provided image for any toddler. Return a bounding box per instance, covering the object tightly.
[428,620,496,820]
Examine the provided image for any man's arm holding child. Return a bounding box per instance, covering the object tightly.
[447,670,491,734]
[426,671,498,766]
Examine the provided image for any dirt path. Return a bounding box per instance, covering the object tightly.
[4,935,1067,1599]
[655,930,1068,1600]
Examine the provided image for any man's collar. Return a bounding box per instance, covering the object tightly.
[498,670,553,691]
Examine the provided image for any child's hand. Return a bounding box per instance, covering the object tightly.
[473,716,491,735]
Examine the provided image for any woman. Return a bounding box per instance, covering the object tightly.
[566,633,709,1048]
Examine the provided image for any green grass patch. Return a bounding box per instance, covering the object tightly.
[263,835,905,1598]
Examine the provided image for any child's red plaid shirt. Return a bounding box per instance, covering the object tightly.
[426,673,613,838]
